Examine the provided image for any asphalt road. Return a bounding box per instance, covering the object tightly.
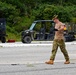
[0,41,76,75]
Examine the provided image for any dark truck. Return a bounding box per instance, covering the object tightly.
[21,20,75,43]
[0,18,6,43]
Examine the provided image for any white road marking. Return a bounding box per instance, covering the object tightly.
[0,42,76,47]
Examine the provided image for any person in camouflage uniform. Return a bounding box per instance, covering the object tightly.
[45,15,70,64]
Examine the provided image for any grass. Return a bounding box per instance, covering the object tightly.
[6,32,21,42]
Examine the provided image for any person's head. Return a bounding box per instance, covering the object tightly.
[52,15,59,23]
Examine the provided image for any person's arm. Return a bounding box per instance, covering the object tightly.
[54,23,64,31]
[54,24,59,31]
[58,25,64,31]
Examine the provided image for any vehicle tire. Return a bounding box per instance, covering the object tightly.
[1,37,6,43]
[22,36,31,43]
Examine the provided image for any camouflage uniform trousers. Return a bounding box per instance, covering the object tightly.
[50,39,70,61]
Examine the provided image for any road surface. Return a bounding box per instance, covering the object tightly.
[0,41,76,75]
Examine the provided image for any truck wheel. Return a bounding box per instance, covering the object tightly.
[1,37,6,43]
[22,36,31,43]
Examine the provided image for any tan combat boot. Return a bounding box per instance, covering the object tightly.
[64,61,70,64]
[45,60,54,64]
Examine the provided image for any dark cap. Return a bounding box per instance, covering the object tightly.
[52,15,58,20]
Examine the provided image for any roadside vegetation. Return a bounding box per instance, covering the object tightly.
[0,0,76,41]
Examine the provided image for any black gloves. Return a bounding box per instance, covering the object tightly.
[54,28,58,31]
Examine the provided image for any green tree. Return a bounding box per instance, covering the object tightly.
[34,5,72,22]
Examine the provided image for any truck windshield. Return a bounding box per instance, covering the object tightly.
[29,22,36,30]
